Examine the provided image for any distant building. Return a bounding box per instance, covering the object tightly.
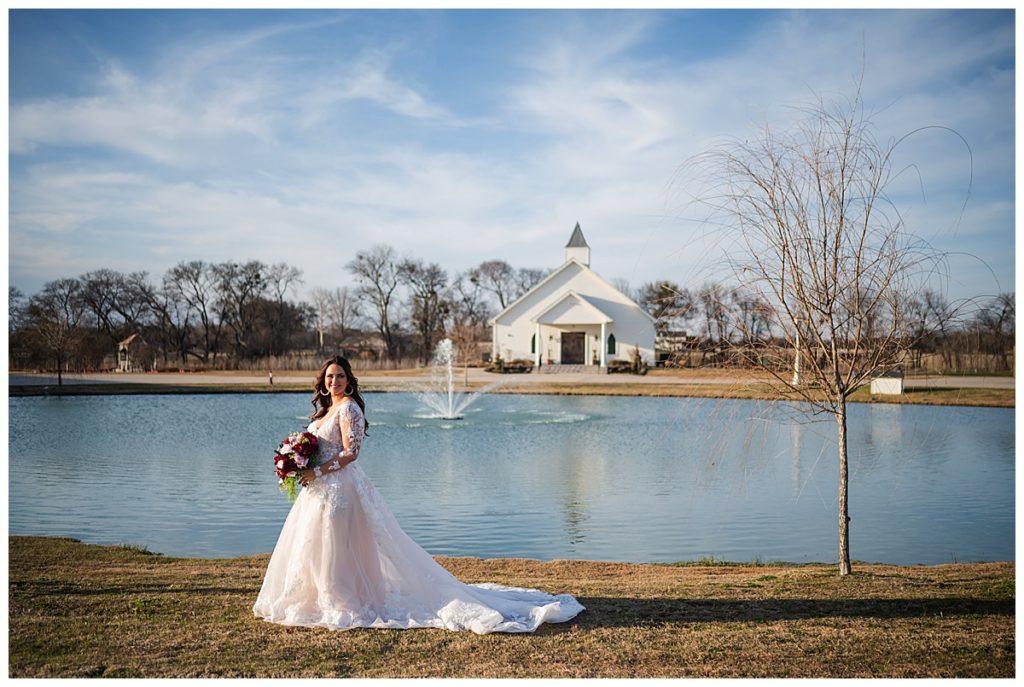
[116,333,153,372]
[338,331,388,362]
[655,330,699,366]
[489,223,656,369]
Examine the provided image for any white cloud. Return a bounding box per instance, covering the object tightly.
[500,10,1014,298]
[10,66,273,166]
[339,51,455,122]
[10,19,458,168]
[8,9,1013,304]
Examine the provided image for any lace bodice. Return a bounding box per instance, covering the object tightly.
[308,399,364,461]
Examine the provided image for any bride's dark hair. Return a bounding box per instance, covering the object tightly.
[310,356,368,432]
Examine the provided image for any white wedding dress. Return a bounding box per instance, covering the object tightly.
[253,400,584,634]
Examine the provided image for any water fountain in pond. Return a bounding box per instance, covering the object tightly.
[416,338,497,420]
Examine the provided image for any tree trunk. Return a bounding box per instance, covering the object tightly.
[837,400,852,576]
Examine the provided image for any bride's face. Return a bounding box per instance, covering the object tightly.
[324,364,348,395]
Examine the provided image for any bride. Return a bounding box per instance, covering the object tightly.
[253,356,584,634]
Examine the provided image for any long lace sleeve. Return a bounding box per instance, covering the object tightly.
[336,401,364,460]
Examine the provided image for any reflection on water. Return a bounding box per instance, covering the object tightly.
[8,392,1014,565]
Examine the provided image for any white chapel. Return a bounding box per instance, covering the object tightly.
[489,223,656,369]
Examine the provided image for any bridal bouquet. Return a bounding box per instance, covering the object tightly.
[274,431,320,501]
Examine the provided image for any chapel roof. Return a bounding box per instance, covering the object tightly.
[118,332,143,347]
[532,290,614,325]
[565,222,589,248]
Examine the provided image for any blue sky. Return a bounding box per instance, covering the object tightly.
[7,8,1015,304]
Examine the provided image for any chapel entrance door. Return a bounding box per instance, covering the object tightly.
[560,332,585,364]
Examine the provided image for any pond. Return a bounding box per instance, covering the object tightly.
[7,392,1014,565]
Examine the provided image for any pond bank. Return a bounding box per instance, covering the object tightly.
[8,370,1015,407]
[9,536,1014,678]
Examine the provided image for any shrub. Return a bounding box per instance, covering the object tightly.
[607,354,648,375]
[506,358,535,373]
[487,357,534,373]
[607,359,632,374]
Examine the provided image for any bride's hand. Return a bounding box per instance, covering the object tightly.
[298,468,315,487]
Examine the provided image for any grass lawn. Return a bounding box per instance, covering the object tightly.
[490,382,1015,408]
[9,536,1014,678]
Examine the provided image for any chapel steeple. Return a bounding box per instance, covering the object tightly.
[564,222,591,266]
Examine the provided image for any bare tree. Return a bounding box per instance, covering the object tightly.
[610,278,637,304]
[264,263,302,302]
[903,294,931,369]
[689,91,948,575]
[9,287,27,335]
[447,271,492,365]
[25,278,86,385]
[325,287,361,347]
[514,267,547,299]
[923,290,956,368]
[348,244,402,360]
[974,293,1014,370]
[139,277,195,366]
[262,263,304,357]
[399,258,450,364]
[310,286,361,351]
[731,287,773,346]
[696,282,731,342]
[165,261,222,362]
[904,289,958,370]
[469,260,518,311]
[9,286,34,370]
[113,271,154,333]
[637,280,693,335]
[211,261,267,358]
[309,288,331,351]
[78,269,123,341]
[450,272,491,328]
[75,269,154,366]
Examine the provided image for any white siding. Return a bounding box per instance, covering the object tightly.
[492,260,656,366]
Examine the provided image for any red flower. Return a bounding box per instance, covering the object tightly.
[275,456,299,478]
[273,430,321,501]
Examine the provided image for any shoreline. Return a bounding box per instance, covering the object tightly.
[9,535,1014,678]
[10,532,1007,568]
[8,369,1015,407]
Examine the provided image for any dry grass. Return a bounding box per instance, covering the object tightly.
[850,385,1014,407]
[646,367,774,380]
[9,536,1014,678]
[488,382,1014,408]
[9,379,1013,408]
